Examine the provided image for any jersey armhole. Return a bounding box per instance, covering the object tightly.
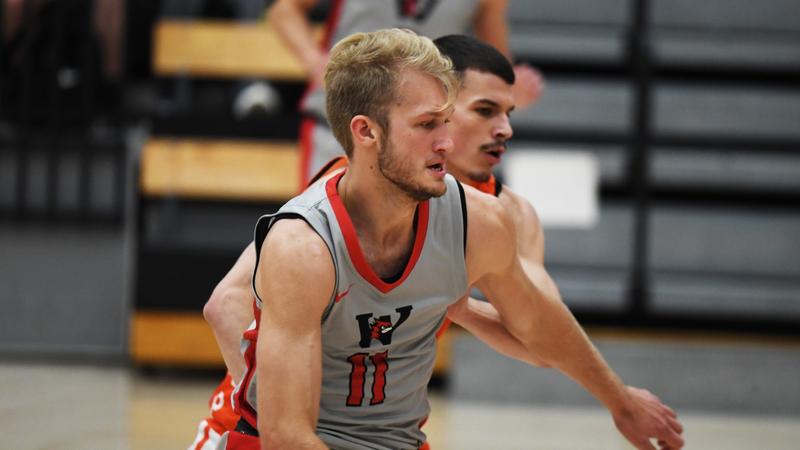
[252,212,338,319]
[455,180,468,254]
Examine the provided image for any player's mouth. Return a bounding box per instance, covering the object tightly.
[426,161,447,178]
[481,143,506,165]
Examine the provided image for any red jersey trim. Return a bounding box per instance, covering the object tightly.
[325,171,429,294]
[298,118,317,190]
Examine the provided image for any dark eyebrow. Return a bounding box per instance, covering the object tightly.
[475,98,515,114]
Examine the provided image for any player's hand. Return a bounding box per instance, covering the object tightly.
[511,64,544,110]
[613,386,684,450]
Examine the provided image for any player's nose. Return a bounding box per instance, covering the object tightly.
[493,115,513,141]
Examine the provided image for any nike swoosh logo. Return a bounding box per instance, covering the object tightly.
[334,284,353,303]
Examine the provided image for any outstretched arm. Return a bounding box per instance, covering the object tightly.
[474,0,543,109]
[254,219,333,450]
[465,187,684,450]
[203,242,257,381]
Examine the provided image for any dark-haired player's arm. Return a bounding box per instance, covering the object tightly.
[446,187,554,367]
[447,294,548,366]
[464,186,684,450]
[203,243,257,381]
[254,219,333,450]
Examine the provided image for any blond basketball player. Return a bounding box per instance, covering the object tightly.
[203,30,684,450]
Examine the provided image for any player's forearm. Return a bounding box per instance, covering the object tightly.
[267,0,326,75]
[449,297,547,366]
[527,297,632,415]
[203,285,253,381]
[257,341,328,450]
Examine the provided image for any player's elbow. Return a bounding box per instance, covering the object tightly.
[202,285,225,327]
[203,283,244,330]
[524,353,551,368]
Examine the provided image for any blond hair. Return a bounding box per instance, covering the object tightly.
[324,28,458,157]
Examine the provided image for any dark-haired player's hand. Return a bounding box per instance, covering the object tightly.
[512,64,544,110]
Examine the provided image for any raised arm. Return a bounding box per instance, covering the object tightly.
[267,0,327,88]
[473,0,543,109]
[203,242,257,381]
[254,218,334,449]
[464,187,684,450]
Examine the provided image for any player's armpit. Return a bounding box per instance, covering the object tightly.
[254,218,333,450]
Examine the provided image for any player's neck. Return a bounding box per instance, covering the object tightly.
[338,164,419,247]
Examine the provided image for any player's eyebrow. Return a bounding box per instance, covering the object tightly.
[414,105,455,119]
[474,98,515,113]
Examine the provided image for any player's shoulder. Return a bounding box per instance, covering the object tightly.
[462,182,513,236]
[263,218,332,266]
[496,185,540,228]
[462,183,518,281]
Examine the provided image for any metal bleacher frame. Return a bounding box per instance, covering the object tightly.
[509,0,800,335]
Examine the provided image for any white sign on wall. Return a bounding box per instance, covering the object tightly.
[503,149,599,228]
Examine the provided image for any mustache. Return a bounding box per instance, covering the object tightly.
[479,140,507,151]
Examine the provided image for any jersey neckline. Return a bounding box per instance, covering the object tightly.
[325,171,430,294]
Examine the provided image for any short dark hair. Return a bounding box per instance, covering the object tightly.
[433,34,515,85]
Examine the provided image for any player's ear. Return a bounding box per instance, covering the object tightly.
[350,115,378,148]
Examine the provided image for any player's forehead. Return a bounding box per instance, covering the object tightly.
[392,68,451,115]
[458,69,514,109]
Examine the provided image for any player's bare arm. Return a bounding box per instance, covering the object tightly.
[473,0,543,108]
[464,185,684,450]
[446,186,554,366]
[254,218,333,450]
[473,0,510,57]
[203,242,257,381]
[267,0,327,86]
[498,187,560,299]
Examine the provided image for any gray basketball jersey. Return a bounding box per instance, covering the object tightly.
[303,0,481,120]
[245,171,468,449]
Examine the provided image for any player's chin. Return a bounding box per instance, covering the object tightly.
[422,180,448,199]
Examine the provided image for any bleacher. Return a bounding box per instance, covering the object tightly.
[130,0,800,370]
[505,0,800,327]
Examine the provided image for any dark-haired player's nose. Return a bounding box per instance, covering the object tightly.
[493,114,513,141]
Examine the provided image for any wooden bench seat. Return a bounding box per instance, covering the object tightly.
[130,311,223,367]
[140,137,300,201]
[153,20,323,80]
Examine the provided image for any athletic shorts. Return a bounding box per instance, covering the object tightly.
[217,430,259,450]
[187,373,240,450]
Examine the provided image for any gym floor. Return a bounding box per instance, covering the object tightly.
[2,358,799,450]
